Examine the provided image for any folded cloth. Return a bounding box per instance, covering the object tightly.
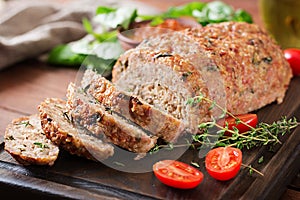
[0,0,159,70]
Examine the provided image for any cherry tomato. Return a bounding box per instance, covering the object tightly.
[219,113,258,136]
[205,147,242,181]
[284,48,300,76]
[153,160,204,189]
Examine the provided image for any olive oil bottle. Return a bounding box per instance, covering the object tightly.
[259,0,300,48]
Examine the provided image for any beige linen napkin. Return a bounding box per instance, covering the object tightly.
[0,0,158,70]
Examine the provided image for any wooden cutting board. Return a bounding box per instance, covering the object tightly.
[0,0,299,198]
[0,60,299,199]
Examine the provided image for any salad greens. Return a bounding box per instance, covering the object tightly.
[47,1,252,76]
[47,6,137,74]
[140,1,252,26]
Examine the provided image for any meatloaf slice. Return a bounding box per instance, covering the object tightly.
[66,82,158,153]
[4,114,59,166]
[38,98,114,161]
[119,21,292,115]
[112,49,212,134]
[80,69,184,142]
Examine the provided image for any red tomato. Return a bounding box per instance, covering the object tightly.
[284,48,300,76]
[153,160,204,189]
[219,113,258,136]
[205,147,242,181]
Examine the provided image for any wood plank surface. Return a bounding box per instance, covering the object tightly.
[0,0,299,199]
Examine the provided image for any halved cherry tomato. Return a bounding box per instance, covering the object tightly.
[219,113,258,136]
[284,48,300,76]
[153,160,204,189]
[205,147,242,181]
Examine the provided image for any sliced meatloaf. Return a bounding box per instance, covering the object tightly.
[4,114,59,166]
[80,69,184,142]
[38,98,114,161]
[113,22,292,115]
[112,49,212,134]
[66,82,158,153]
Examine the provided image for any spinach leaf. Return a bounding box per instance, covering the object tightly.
[164,1,206,18]
[192,1,252,26]
[83,56,116,77]
[93,7,137,30]
[233,9,253,23]
[96,6,116,15]
[47,44,86,66]
[83,18,118,42]
[70,39,123,60]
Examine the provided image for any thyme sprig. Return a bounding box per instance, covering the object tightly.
[187,95,299,150]
[150,95,299,153]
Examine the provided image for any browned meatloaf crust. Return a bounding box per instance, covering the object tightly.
[81,69,184,142]
[39,98,114,161]
[4,114,59,166]
[66,82,158,153]
[112,49,212,134]
[113,22,292,115]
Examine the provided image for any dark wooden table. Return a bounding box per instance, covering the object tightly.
[0,0,299,199]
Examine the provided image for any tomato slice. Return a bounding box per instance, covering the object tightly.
[219,113,258,136]
[205,147,242,181]
[284,48,300,76]
[153,160,204,189]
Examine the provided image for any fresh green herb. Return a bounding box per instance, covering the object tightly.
[151,94,298,153]
[33,142,49,149]
[47,1,252,76]
[241,163,264,176]
[140,1,252,26]
[16,121,33,128]
[149,144,160,155]
[233,9,253,23]
[258,156,264,164]
[193,1,252,26]
[47,44,86,66]
[96,6,116,15]
[93,7,137,30]
[149,17,165,26]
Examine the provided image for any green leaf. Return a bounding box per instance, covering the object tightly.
[93,7,137,30]
[258,156,264,164]
[93,41,124,60]
[82,18,94,35]
[233,9,253,23]
[96,6,116,15]
[215,142,226,147]
[209,101,216,110]
[33,142,49,149]
[150,17,165,26]
[164,1,206,18]
[83,56,116,77]
[205,1,234,22]
[47,44,86,66]
[70,39,123,60]
[235,118,241,125]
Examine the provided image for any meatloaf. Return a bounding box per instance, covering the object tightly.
[4,114,59,166]
[81,69,184,142]
[66,82,158,153]
[112,49,212,134]
[38,98,114,161]
[112,22,292,116]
